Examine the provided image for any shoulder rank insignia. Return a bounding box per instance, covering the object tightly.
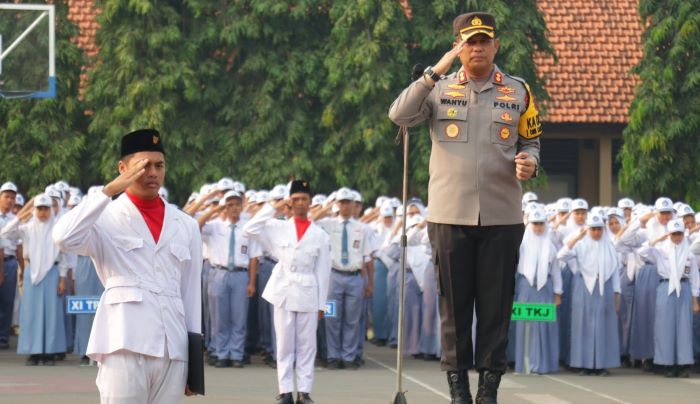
[458,70,468,84]
[444,91,466,98]
[496,95,516,102]
[497,86,516,95]
[494,72,503,84]
[518,83,542,139]
[448,84,466,90]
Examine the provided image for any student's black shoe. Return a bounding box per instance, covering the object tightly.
[0,340,9,349]
[325,360,342,370]
[343,360,359,370]
[266,359,277,369]
[56,352,66,361]
[446,370,473,404]
[296,392,315,404]
[232,360,245,368]
[214,359,232,368]
[43,354,56,366]
[80,356,90,366]
[25,355,40,366]
[424,354,440,361]
[677,366,690,378]
[412,353,424,360]
[354,356,364,366]
[577,369,594,376]
[663,366,676,378]
[243,355,251,365]
[389,343,398,349]
[371,338,387,347]
[207,356,218,366]
[620,356,631,368]
[275,392,294,404]
[642,359,654,372]
[314,357,327,368]
[596,369,610,376]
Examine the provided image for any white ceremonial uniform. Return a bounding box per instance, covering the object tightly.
[53,191,202,404]
[243,203,331,394]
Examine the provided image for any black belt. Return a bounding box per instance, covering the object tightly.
[332,268,360,276]
[4,255,15,260]
[659,278,689,283]
[265,257,278,265]
[214,265,247,272]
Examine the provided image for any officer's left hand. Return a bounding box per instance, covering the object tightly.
[514,152,537,180]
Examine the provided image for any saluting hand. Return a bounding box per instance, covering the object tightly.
[432,38,469,78]
[103,158,149,197]
[515,152,537,181]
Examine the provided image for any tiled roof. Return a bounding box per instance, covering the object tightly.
[65,0,643,124]
[535,0,643,123]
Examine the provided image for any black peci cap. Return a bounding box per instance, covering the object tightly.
[120,129,165,158]
[289,180,312,196]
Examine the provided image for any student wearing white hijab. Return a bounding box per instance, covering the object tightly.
[638,218,700,377]
[514,209,562,374]
[558,213,621,375]
[607,208,635,367]
[0,194,67,366]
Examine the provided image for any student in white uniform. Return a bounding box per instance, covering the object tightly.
[198,190,260,368]
[2,194,68,366]
[558,213,621,376]
[53,129,202,403]
[244,180,331,404]
[0,181,19,350]
[638,218,700,377]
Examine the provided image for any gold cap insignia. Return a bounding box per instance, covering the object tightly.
[472,17,482,26]
[152,136,159,144]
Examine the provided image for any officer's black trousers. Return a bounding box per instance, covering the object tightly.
[428,222,524,373]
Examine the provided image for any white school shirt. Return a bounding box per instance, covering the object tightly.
[52,191,202,362]
[315,216,372,271]
[638,242,700,297]
[201,217,261,268]
[0,211,18,255]
[243,203,331,312]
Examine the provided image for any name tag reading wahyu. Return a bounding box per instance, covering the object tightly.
[511,302,556,322]
[67,296,101,314]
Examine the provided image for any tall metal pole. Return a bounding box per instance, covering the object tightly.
[393,126,409,404]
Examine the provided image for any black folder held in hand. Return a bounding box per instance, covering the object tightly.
[187,332,205,395]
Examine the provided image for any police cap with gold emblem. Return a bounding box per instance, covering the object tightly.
[289,180,312,196]
[453,12,496,41]
[120,128,165,158]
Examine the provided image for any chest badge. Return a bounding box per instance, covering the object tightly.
[448,84,466,90]
[500,127,511,140]
[496,94,517,102]
[500,112,513,122]
[447,108,458,118]
[445,123,460,138]
[444,91,466,98]
[497,86,516,95]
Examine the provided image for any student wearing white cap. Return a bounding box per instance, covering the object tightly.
[514,209,562,374]
[551,197,588,367]
[53,129,203,402]
[0,181,19,349]
[2,194,68,365]
[617,198,635,222]
[313,187,373,370]
[243,180,331,404]
[370,201,396,347]
[198,190,261,368]
[558,213,621,375]
[638,218,700,377]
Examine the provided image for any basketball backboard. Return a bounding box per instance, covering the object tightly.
[0,4,55,99]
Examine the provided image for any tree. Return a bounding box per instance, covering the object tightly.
[619,0,700,203]
[0,1,86,196]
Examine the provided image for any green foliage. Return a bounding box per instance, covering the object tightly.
[620,0,700,204]
[0,2,86,196]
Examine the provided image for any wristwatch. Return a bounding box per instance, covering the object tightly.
[423,66,441,82]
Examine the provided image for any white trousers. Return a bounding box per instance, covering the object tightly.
[274,306,318,394]
[96,349,187,404]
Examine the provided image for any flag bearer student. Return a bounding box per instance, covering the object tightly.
[618,198,673,371]
[0,181,19,350]
[1,194,68,365]
[312,187,373,370]
[558,213,621,376]
[514,209,562,374]
[197,189,260,368]
[606,207,635,368]
[638,218,700,377]
[52,129,203,403]
[243,180,331,404]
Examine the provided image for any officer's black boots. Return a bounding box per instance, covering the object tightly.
[296,392,315,404]
[275,392,293,404]
[447,370,473,404]
[475,370,501,404]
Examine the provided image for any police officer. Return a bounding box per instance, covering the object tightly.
[389,12,540,404]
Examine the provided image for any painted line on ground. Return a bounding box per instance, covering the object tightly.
[543,375,632,404]
[364,355,451,401]
[516,393,572,404]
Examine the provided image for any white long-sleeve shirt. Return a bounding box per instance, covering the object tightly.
[52,191,202,362]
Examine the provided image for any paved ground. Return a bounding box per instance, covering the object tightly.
[1,336,698,403]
